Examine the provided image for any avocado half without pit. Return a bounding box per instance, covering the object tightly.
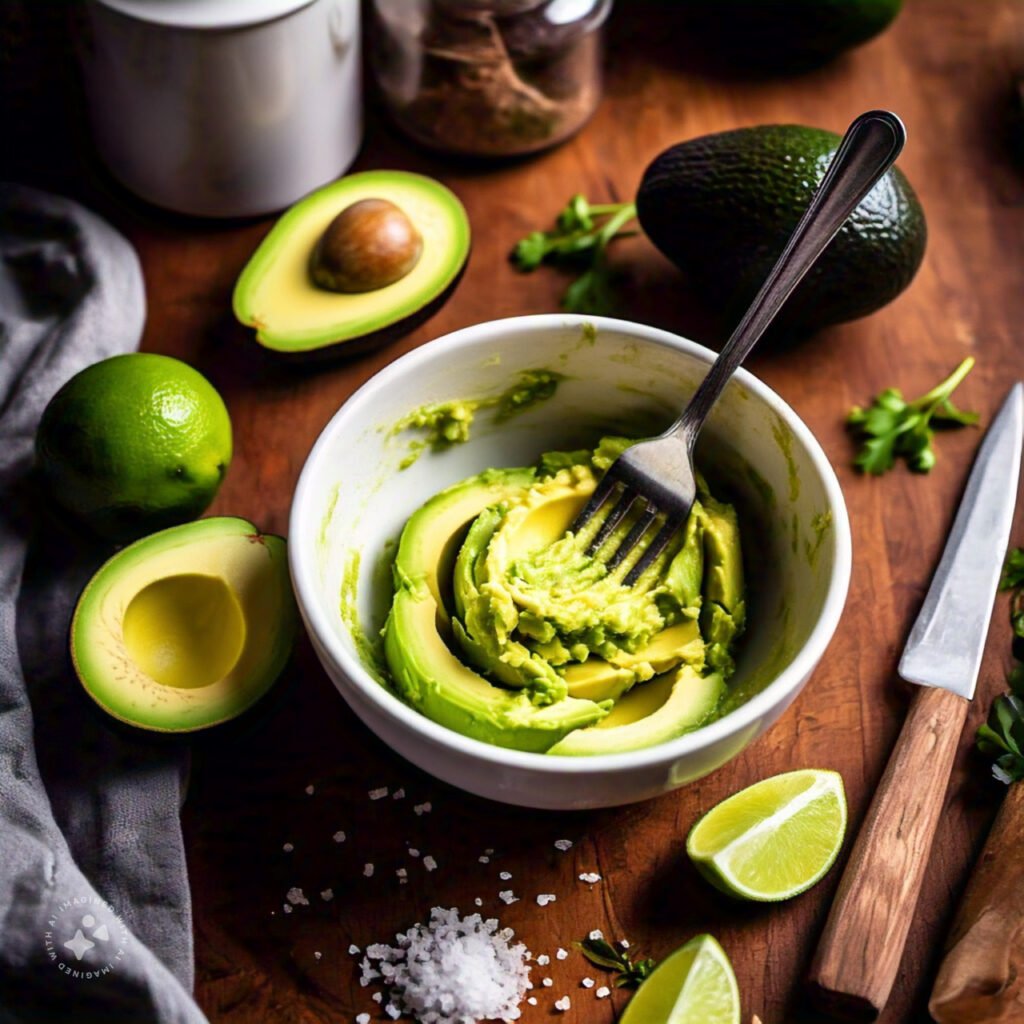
[233,171,471,355]
[71,517,297,732]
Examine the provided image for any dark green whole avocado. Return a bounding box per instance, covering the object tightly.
[636,124,926,338]
[681,0,904,69]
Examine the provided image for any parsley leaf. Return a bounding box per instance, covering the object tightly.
[847,358,979,475]
[511,195,637,314]
[575,936,657,990]
[1001,548,1024,591]
[977,548,1024,783]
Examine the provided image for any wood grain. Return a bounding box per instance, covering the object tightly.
[808,686,971,1020]
[930,781,1024,1023]
[3,1,1024,1022]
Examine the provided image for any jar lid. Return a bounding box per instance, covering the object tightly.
[93,0,319,30]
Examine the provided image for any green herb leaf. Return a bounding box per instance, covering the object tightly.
[575,936,657,990]
[1001,549,1024,591]
[978,695,1024,784]
[848,358,979,476]
[510,196,637,314]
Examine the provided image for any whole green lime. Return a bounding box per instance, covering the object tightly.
[36,353,232,542]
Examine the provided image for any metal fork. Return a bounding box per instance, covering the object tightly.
[572,109,908,585]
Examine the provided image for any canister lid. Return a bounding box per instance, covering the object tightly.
[93,0,320,30]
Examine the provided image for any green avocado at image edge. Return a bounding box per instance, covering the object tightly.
[375,438,747,756]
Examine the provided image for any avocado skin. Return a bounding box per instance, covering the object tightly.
[678,0,903,69]
[636,124,926,338]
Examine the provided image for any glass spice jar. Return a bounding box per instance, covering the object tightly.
[370,0,613,158]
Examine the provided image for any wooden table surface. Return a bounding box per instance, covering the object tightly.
[6,1,1024,1021]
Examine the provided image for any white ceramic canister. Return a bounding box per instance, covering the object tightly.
[77,0,362,217]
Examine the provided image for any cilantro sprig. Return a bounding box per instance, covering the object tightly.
[511,195,637,315]
[575,935,656,989]
[847,357,979,474]
[976,548,1024,784]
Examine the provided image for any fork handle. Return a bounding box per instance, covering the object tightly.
[670,110,907,451]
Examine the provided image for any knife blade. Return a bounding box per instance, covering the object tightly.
[899,382,1024,697]
[809,382,1024,1022]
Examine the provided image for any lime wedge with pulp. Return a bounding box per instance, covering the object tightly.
[687,768,847,902]
[620,934,740,1024]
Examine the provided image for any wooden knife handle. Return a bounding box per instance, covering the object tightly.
[808,685,971,1021]
[929,780,1024,1023]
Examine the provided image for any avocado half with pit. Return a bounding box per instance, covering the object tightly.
[233,171,471,356]
[71,517,297,732]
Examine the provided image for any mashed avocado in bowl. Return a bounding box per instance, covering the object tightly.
[290,314,851,809]
[383,437,745,755]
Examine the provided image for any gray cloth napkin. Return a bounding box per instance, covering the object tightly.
[0,184,206,1023]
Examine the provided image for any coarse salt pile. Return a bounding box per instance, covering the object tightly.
[360,907,531,1023]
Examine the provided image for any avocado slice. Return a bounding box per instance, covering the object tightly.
[385,587,607,753]
[547,667,725,757]
[636,124,926,338]
[233,171,470,355]
[71,517,297,732]
[384,467,608,751]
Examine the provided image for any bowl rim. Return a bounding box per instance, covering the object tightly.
[289,313,852,775]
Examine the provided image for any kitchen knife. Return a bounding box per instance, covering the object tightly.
[808,381,1024,1021]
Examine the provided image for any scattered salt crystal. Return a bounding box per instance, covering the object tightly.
[474,898,483,906]
[349,944,361,955]
[409,848,420,858]
[479,855,490,864]
[589,929,604,941]
[619,939,630,949]
[527,997,537,1006]
[555,996,571,1011]
[305,784,315,795]
[393,788,406,800]
[371,992,382,1003]
[413,802,432,815]
[536,954,550,966]
[360,907,531,1023]
[314,951,322,961]
[499,871,512,880]
[283,905,292,914]
[320,889,334,902]
[542,978,554,987]
[356,1015,370,1024]
[423,855,438,872]
[596,986,611,999]
[579,872,602,884]
[282,843,294,853]
[396,869,408,881]
[498,890,519,905]
[333,830,346,843]
[556,948,568,960]
[554,839,573,851]
[286,888,309,906]
[364,863,375,877]
[536,894,557,907]
[581,977,595,988]
[369,787,389,800]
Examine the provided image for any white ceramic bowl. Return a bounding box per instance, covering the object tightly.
[289,315,851,809]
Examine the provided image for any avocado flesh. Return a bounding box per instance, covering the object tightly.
[233,171,470,354]
[71,517,297,732]
[382,441,745,755]
[547,667,725,757]
[636,124,926,337]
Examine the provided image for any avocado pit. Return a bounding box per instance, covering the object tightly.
[310,197,424,293]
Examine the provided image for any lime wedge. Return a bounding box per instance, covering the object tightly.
[620,934,740,1024]
[687,768,847,902]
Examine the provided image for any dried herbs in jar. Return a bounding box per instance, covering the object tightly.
[370,0,612,158]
